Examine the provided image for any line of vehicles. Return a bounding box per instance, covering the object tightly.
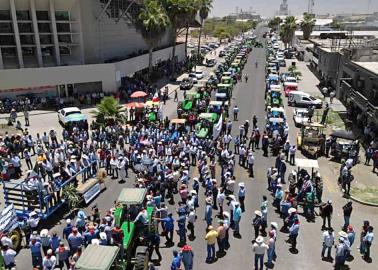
[176,36,256,139]
[266,33,359,162]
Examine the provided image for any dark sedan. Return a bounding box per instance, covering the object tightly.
[180,78,193,90]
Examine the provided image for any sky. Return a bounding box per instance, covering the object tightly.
[211,0,378,18]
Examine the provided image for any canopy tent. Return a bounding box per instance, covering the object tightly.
[295,158,319,169]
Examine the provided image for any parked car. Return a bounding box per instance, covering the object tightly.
[293,108,310,127]
[219,50,226,57]
[206,59,217,67]
[189,70,204,80]
[58,107,85,125]
[180,78,194,90]
[288,91,322,108]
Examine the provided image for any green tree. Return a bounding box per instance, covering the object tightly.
[163,0,197,75]
[268,17,282,31]
[92,96,126,126]
[300,13,316,40]
[197,0,213,58]
[280,16,297,47]
[213,26,230,42]
[136,0,169,76]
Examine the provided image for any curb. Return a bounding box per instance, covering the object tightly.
[349,194,378,207]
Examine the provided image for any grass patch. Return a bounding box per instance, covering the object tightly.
[327,109,345,129]
[350,187,378,205]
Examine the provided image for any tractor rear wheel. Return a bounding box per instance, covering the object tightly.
[133,252,149,270]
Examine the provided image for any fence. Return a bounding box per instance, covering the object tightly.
[2,161,97,220]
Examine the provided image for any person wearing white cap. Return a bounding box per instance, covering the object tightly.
[252,236,268,270]
[216,187,226,216]
[42,249,56,270]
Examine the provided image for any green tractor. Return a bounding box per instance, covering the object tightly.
[113,188,157,270]
[76,245,122,270]
[195,113,219,138]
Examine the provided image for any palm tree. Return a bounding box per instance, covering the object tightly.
[136,0,169,76]
[268,17,282,31]
[280,16,297,48]
[183,0,200,57]
[92,96,126,126]
[197,0,213,60]
[162,0,196,75]
[300,13,316,40]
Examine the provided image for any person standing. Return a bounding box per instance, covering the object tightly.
[335,237,349,268]
[321,200,333,230]
[55,241,70,270]
[233,105,239,121]
[217,220,226,255]
[321,228,334,260]
[170,250,182,270]
[267,231,276,267]
[1,244,16,269]
[174,89,178,102]
[24,109,30,126]
[238,183,246,212]
[42,249,57,270]
[288,219,300,250]
[181,244,194,270]
[232,202,242,237]
[187,207,196,239]
[247,152,255,177]
[30,238,43,269]
[363,226,374,261]
[205,225,218,263]
[342,200,353,230]
[252,236,268,270]
[252,210,263,239]
[289,145,296,165]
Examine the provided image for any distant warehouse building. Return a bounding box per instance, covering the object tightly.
[0,0,185,98]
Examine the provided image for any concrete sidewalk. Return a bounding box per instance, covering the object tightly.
[292,59,378,203]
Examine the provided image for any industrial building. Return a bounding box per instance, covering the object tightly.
[0,0,185,97]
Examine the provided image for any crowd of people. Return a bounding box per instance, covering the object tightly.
[0,36,375,270]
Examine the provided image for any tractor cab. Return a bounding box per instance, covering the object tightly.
[217,84,232,99]
[270,89,283,107]
[195,113,218,138]
[113,188,156,270]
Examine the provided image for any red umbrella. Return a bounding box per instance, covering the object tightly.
[130,91,148,98]
[125,102,145,109]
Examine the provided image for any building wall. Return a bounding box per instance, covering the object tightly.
[316,47,341,87]
[0,43,186,96]
[79,0,172,64]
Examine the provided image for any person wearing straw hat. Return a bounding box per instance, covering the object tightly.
[253,210,263,239]
[252,236,268,270]
[205,197,213,227]
[335,236,349,268]
[232,202,242,237]
[238,182,246,212]
[205,225,218,263]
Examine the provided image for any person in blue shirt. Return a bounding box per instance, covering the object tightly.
[177,214,187,246]
[30,238,42,269]
[171,250,182,270]
[63,219,73,240]
[204,198,213,227]
[288,219,300,250]
[156,213,174,245]
[50,231,61,252]
[233,202,242,236]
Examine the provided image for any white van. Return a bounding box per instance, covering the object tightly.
[288,91,322,108]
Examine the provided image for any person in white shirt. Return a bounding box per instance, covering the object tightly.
[187,207,196,238]
[42,249,56,270]
[321,228,334,259]
[216,188,226,215]
[0,235,13,249]
[1,245,16,269]
[253,236,269,270]
[247,152,255,177]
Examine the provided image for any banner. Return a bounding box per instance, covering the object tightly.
[0,204,18,233]
[83,183,101,204]
[212,114,223,140]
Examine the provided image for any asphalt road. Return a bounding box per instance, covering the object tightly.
[13,26,378,270]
